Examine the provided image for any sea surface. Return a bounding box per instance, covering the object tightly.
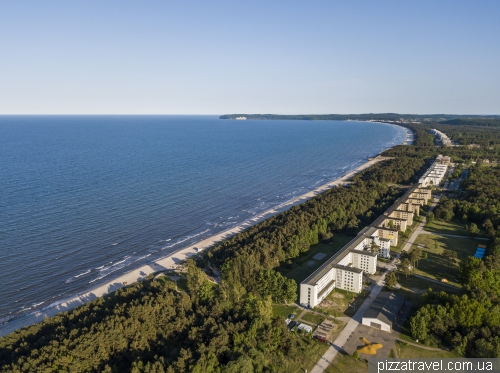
[0,115,407,324]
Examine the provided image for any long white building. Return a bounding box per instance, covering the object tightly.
[419,155,449,187]
[430,129,452,146]
[300,176,435,308]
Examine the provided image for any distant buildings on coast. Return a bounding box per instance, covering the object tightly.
[419,155,450,187]
[430,129,452,146]
[300,157,447,308]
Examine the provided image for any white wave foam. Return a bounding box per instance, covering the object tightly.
[74,269,91,278]
[88,254,151,284]
[160,229,210,250]
[31,301,44,307]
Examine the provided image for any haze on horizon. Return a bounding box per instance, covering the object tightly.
[1,1,499,115]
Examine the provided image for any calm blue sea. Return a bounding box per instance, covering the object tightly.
[0,115,407,323]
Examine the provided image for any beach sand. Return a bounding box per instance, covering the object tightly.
[0,154,394,337]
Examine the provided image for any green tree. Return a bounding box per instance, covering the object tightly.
[187,259,207,297]
[398,258,413,278]
[468,223,480,236]
[410,315,428,341]
[385,272,398,288]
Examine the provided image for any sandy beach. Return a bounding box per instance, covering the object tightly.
[0,153,396,337]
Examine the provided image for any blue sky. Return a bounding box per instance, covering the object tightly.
[1,1,499,114]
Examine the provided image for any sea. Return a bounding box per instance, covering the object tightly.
[0,115,407,325]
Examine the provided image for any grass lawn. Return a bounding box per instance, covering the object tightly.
[408,233,484,287]
[325,353,368,373]
[272,304,298,319]
[425,219,471,236]
[286,337,331,373]
[396,341,459,358]
[322,288,369,317]
[394,275,461,303]
[300,312,325,326]
[279,234,353,284]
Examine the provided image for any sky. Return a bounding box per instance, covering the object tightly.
[1,1,499,115]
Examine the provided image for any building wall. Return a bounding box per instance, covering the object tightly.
[390,210,414,225]
[383,218,407,232]
[352,252,377,274]
[377,238,391,258]
[415,188,431,199]
[406,198,425,206]
[336,268,362,293]
[410,192,430,203]
[362,317,391,332]
[338,253,351,266]
[398,203,420,216]
[377,228,398,246]
[300,283,315,308]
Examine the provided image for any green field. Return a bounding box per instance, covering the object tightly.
[425,219,472,236]
[272,304,298,319]
[408,233,485,287]
[396,341,458,358]
[279,235,353,284]
[326,353,368,373]
[300,312,325,325]
[288,339,331,373]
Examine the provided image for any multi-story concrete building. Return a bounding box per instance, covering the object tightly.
[410,192,430,203]
[415,188,432,200]
[390,210,414,226]
[419,155,449,187]
[299,158,441,309]
[430,129,452,147]
[382,217,407,231]
[375,227,399,246]
[398,202,420,216]
[406,197,426,206]
[299,228,380,308]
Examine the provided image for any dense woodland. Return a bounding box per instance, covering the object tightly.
[440,118,500,127]
[3,120,500,371]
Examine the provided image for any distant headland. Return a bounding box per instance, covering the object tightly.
[220,113,500,126]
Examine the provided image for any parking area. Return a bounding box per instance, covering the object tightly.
[341,300,413,358]
[341,323,397,358]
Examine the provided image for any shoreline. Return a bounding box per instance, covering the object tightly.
[0,156,391,337]
[0,126,411,337]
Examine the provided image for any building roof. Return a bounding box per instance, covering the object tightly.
[363,292,405,326]
[301,226,378,285]
[350,249,377,257]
